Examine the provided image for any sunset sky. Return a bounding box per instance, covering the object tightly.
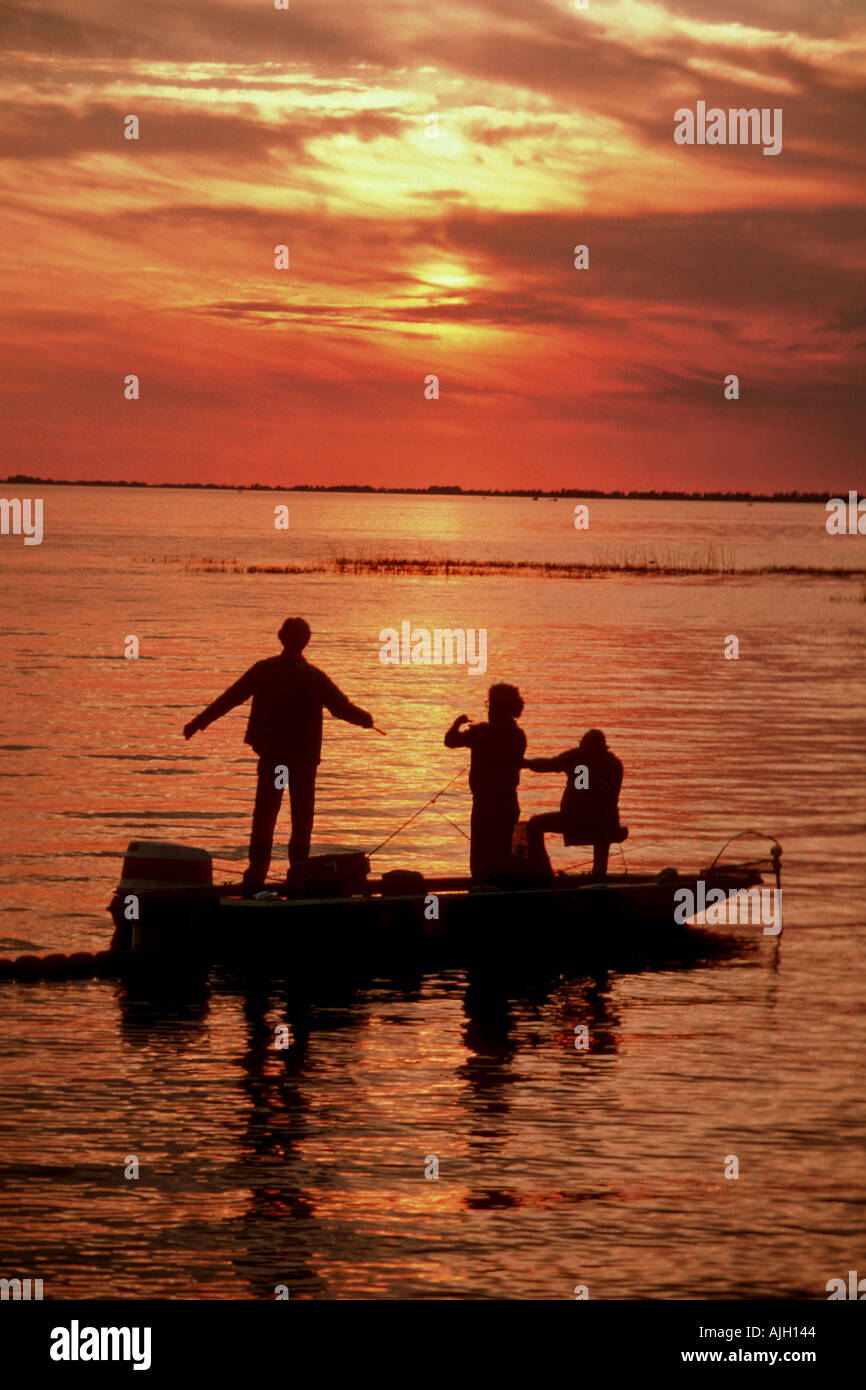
[1,0,864,491]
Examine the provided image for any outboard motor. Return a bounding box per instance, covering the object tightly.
[109,841,213,950]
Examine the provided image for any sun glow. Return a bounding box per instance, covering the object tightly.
[413,262,478,293]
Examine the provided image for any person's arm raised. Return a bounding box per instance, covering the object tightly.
[183,666,258,739]
[444,715,471,748]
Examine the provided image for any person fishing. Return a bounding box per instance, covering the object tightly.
[523,728,625,878]
[444,684,526,882]
[183,617,374,892]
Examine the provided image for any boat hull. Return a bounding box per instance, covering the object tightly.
[109,868,766,985]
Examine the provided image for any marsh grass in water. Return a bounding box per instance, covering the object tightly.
[828,581,866,603]
[147,546,866,580]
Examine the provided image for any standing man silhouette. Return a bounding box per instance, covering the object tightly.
[184,618,373,891]
[444,683,526,882]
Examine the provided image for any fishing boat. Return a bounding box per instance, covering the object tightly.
[107,835,782,984]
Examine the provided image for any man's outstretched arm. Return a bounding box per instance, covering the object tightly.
[320,676,374,729]
[523,750,573,773]
[183,667,258,739]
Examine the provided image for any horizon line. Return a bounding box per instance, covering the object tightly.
[0,477,843,504]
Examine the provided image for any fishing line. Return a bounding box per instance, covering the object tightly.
[367,766,469,857]
[559,841,631,877]
[429,804,472,842]
[558,837,685,871]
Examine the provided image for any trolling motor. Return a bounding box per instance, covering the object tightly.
[693,831,784,936]
[706,830,783,890]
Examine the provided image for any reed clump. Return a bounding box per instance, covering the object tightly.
[172,546,865,580]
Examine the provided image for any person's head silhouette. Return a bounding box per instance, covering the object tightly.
[487,682,524,722]
[579,728,607,757]
[278,617,311,655]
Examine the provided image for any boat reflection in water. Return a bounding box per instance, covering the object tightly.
[106,832,770,1297]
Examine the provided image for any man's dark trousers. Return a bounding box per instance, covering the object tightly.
[247,755,317,884]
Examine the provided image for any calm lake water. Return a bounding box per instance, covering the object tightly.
[0,488,864,1299]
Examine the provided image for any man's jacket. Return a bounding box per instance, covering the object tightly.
[194,653,369,764]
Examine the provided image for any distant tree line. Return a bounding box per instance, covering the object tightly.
[1,475,834,503]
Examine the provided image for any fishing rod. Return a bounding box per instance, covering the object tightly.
[367,765,469,857]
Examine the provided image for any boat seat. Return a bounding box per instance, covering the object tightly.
[565,826,629,846]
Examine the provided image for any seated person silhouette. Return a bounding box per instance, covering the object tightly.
[183,617,373,892]
[523,728,626,878]
[444,684,526,882]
